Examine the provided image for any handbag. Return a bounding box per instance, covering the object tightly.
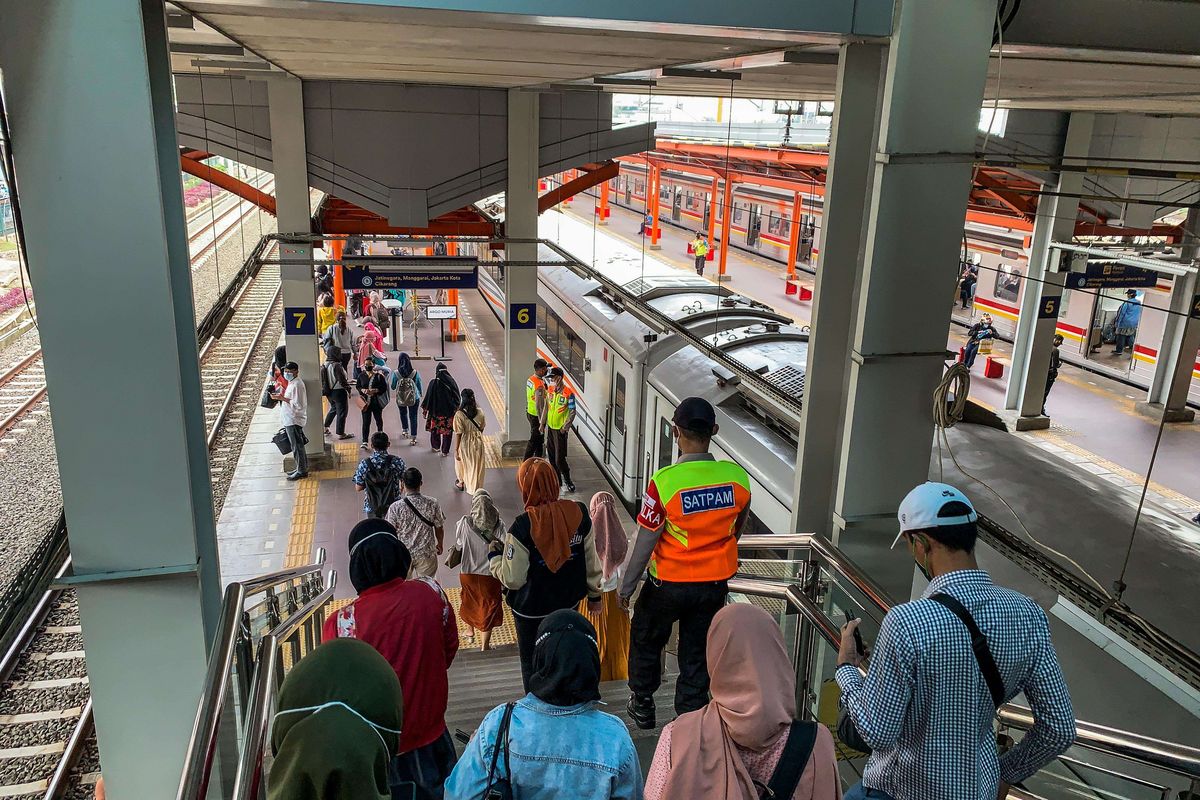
[261,382,278,409]
[272,428,292,455]
[482,702,516,800]
[445,545,463,569]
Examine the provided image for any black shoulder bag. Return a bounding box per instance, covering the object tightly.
[754,720,819,799]
[482,702,516,800]
[403,497,435,529]
[929,592,1006,708]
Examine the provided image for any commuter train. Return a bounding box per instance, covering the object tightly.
[601,164,1200,402]
[476,251,808,534]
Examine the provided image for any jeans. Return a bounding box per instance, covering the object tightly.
[361,401,384,442]
[323,388,348,435]
[844,783,897,800]
[629,578,728,715]
[1043,372,1057,413]
[1113,332,1134,354]
[431,429,453,455]
[963,341,981,368]
[514,613,543,693]
[284,424,308,475]
[546,427,572,486]
[523,412,545,459]
[398,403,419,437]
[694,254,706,275]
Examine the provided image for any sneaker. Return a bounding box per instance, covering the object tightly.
[360,442,369,449]
[286,471,307,481]
[627,694,655,730]
[410,437,418,446]
[566,483,577,493]
[338,433,354,440]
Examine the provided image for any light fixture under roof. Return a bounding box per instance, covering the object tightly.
[593,77,658,87]
[661,67,742,81]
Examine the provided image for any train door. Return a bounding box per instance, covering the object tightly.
[702,193,711,230]
[604,354,632,479]
[746,204,762,247]
[799,214,814,261]
[624,175,632,204]
[671,189,682,222]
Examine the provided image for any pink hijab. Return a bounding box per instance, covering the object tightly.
[589,492,628,582]
[663,604,840,800]
[359,322,383,366]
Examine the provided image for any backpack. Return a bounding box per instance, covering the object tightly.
[319,363,332,397]
[396,374,417,407]
[363,457,399,518]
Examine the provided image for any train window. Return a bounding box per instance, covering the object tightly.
[658,416,673,470]
[779,216,790,238]
[767,213,783,236]
[994,265,1022,303]
[539,306,586,390]
[613,373,626,434]
[634,178,645,195]
[733,203,743,223]
[659,185,671,201]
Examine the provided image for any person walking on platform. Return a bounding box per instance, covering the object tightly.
[541,367,577,493]
[836,482,1074,800]
[321,345,353,440]
[1112,289,1143,355]
[390,352,423,445]
[452,489,506,652]
[640,211,652,237]
[271,361,309,481]
[323,310,353,373]
[421,363,460,457]
[644,604,841,800]
[385,467,446,579]
[452,388,487,493]
[1042,333,1064,416]
[577,491,631,682]
[621,397,752,729]
[323,519,460,799]
[358,321,387,379]
[690,232,710,276]
[317,292,339,337]
[524,358,550,459]
[354,432,406,519]
[962,313,998,369]
[356,360,388,449]
[489,458,602,691]
[444,610,643,800]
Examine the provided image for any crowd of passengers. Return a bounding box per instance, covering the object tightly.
[257,278,1076,800]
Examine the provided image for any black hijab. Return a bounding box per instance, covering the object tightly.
[348,518,412,594]
[421,364,461,417]
[529,609,601,707]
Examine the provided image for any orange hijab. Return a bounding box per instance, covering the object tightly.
[517,458,583,573]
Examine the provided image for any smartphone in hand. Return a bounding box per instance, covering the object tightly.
[845,611,867,657]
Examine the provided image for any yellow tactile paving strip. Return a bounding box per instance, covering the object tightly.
[460,309,525,470]
[443,586,518,649]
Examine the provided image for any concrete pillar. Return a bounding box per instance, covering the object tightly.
[502,89,540,454]
[267,76,326,460]
[831,0,996,598]
[792,43,885,539]
[1004,113,1093,428]
[1138,207,1199,423]
[0,1,221,795]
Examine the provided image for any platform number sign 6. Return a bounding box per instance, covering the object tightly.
[1038,296,1061,319]
[285,306,316,335]
[510,302,537,330]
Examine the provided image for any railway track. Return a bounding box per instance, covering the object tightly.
[188,178,274,269]
[0,259,282,799]
[0,351,46,443]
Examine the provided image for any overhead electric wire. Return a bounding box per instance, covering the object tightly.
[0,78,36,330]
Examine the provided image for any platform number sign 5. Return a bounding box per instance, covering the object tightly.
[1038,296,1061,319]
[510,302,537,330]
[285,306,316,335]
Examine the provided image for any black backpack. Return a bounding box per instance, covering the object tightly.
[363,457,398,518]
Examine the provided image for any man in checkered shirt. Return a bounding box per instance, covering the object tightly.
[837,482,1076,800]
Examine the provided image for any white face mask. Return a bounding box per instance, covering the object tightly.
[272,701,401,752]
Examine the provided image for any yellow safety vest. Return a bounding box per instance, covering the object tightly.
[545,386,576,430]
[526,374,545,416]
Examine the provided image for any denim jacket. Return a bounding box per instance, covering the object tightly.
[444,694,643,800]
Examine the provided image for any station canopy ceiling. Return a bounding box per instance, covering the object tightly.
[168,1,1200,114]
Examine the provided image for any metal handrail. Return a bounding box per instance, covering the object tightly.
[242,548,326,596]
[731,536,1200,783]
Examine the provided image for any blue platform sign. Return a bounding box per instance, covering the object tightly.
[341,256,478,290]
[510,302,537,330]
[1067,263,1159,290]
[284,306,316,335]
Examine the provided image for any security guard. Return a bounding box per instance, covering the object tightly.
[540,367,577,493]
[620,397,751,728]
[690,232,710,276]
[523,358,549,459]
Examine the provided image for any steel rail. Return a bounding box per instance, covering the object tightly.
[205,282,282,449]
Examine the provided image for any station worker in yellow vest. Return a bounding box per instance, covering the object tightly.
[620,396,752,729]
[539,367,578,494]
[523,358,549,460]
[690,232,710,276]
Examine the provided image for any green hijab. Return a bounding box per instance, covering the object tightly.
[269,639,404,800]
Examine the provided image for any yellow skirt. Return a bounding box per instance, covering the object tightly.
[578,589,630,682]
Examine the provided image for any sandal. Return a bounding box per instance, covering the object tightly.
[454,480,465,491]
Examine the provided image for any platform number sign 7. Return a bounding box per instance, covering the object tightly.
[1038,296,1061,319]
[285,306,316,335]
[510,302,537,330]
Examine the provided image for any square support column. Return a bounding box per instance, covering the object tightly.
[1138,207,1199,423]
[1004,113,1092,428]
[503,90,540,454]
[791,42,885,538]
[267,76,328,461]
[831,0,996,598]
[0,1,221,795]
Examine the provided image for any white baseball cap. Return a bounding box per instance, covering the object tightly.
[892,482,978,548]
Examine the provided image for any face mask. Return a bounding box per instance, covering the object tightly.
[910,536,933,581]
[284,371,295,381]
[272,701,401,752]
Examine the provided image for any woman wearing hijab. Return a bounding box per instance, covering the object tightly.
[488,458,602,690]
[269,638,403,800]
[444,610,643,800]
[356,360,389,449]
[644,604,841,800]
[358,321,387,372]
[577,491,630,681]
[453,489,506,651]
[420,363,460,456]
[390,352,423,445]
[452,388,487,492]
[323,519,461,799]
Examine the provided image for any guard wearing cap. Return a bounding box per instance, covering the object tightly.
[620,396,751,728]
[523,358,549,459]
[540,367,577,493]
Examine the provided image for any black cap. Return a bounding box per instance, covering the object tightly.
[672,397,716,435]
[546,367,563,379]
[1126,289,1138,297]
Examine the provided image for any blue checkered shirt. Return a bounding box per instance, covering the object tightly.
[836,570,1075,800]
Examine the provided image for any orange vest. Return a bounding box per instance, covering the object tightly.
[648,459,752,582]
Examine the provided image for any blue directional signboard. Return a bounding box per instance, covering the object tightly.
[1066,263,1159,290]
[340,256,478,290]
